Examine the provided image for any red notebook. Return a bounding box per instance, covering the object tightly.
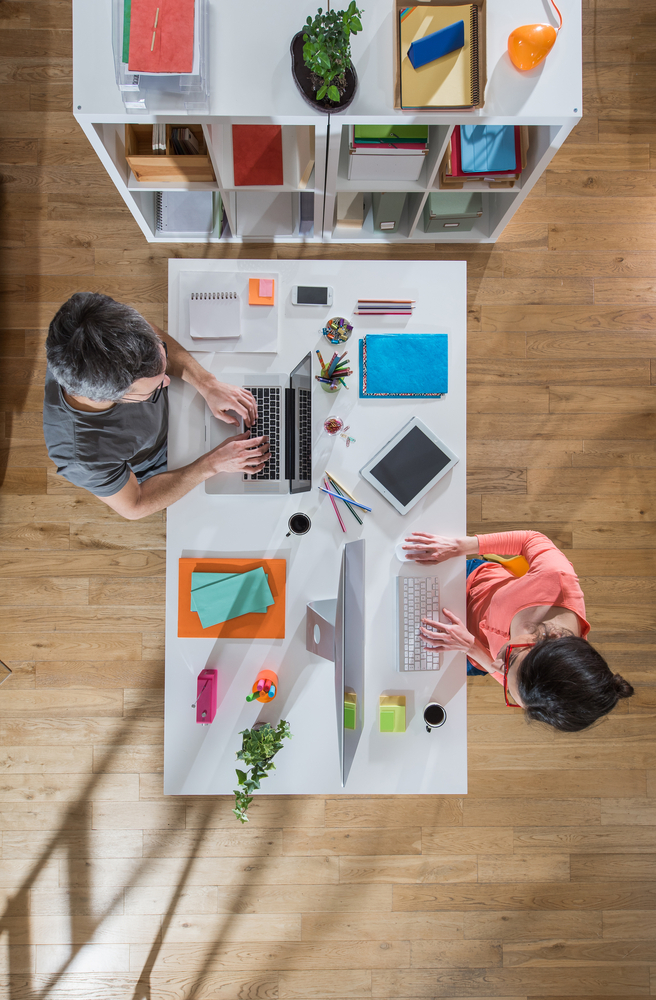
[128,0,195,74]
[232,125,284,186]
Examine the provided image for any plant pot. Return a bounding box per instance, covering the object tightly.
[290,31,358,114]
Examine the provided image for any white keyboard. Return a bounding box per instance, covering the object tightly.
[397,576,441,671]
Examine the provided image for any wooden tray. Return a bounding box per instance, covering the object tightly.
[125,124,216,183]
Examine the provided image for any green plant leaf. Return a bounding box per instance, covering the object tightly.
[235,769,247,785]
[327,85,340,102]
[316,84,328,99]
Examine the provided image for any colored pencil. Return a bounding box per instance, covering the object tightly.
[318,486,372,512]
[326,471,357,503]
[326,474,363,525]
[316,349,326,368]
[323,477,346,532]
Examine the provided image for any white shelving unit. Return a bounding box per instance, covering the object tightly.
[73,0,581,245]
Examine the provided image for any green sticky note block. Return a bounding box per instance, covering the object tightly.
[344,692,357,730]
[379,696,406,733]
[190,567,274,629]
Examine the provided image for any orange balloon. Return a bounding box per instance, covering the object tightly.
[508,22,558,71]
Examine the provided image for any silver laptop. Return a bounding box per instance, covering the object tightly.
[204,353,312,495]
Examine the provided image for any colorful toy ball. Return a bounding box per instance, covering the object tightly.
[508,0,562,71]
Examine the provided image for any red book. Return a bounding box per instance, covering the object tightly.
[232,125,284,186]
[128,0,195,74]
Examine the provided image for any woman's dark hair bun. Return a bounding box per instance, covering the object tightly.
[613,674,634,699]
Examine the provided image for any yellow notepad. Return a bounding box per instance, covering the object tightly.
[400,5,478,109]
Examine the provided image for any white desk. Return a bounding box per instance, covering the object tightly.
[165,259,467,795]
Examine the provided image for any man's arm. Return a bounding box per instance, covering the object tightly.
[153,326,258,427]
[98,431,269,520]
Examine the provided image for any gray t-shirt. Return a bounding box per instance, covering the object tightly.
[43,367,169,497]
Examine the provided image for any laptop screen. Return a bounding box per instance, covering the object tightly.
[287,353,312,494]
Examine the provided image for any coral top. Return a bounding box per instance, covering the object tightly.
[467,531,590,684]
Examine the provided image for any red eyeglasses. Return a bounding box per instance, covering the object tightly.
[503,643,533,707]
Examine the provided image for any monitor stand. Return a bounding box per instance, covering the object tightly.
[306,600,337,660]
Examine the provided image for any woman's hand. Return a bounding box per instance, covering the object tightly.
[420,608,476,655]
[200,377,258,427]
[402,533,478,564]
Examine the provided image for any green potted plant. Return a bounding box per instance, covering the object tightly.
[291,3,363,113]
[233,719,292,823]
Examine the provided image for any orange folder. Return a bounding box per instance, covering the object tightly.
[178,557,286,639]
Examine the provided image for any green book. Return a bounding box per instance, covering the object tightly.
[354,124,428,144]
[122,0,132,64]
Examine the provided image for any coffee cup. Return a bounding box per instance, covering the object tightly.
[286,513,311,536]
[424,702,447,732]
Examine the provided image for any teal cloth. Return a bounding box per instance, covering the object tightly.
[190,568,274,629]
[460,125,516,174]
[360,333,448,398]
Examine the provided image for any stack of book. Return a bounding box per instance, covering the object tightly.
[355,299,416,316]
[441,125,528,189]
[348,125,429,182]
[169,128,200,155]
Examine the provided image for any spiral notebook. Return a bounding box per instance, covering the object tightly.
[189,291,241,340]
[156,191,215,237]
[399,4,481,109]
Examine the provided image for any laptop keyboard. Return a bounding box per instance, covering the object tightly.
[298,388,312,481]
[243,386,280,481]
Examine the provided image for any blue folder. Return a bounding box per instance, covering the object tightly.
[459,125,517,174]
[359,334,448,398]
[407,20,465,70]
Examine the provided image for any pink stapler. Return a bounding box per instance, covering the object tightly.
[195,668,217,725]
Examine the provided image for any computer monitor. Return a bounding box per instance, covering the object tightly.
[305,539,365,787]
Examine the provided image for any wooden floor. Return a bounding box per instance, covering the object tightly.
[1,1,656,997]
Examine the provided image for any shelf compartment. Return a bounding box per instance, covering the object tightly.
[213,124,316,192]
[125,124,216,183]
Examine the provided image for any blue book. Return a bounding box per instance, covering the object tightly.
[407,20,465,69]
[359,334,448,398]
[459,125,517,174]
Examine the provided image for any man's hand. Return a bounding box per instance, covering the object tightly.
[420,608,476,655]
[403,533,478,563]
[204,431,270,475]
[200,377,258,427]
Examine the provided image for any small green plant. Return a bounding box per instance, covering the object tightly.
[302,2,363,104]
[233,720,292,823]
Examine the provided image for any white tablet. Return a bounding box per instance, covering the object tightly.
[359,417,459,515]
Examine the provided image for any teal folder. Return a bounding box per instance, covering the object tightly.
[359,333,448,398]
[190,568,275,629]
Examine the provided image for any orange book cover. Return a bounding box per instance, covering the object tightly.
[232,125,284,186]
[128,0,195,74]
[178,557,286,638]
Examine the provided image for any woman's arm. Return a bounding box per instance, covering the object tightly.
[402,533,480,564]
[419,609,500,676]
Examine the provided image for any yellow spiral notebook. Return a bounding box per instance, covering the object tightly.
[399,4,481,109]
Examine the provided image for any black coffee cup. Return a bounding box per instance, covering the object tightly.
[286,513,311,536]
[424,702,447,732]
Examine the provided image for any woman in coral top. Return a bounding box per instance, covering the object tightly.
[403,530,634,732]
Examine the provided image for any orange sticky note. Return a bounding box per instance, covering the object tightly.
[249,277,275,306]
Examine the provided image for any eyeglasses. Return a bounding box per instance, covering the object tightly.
[121,341,168,404]
[503,642,533,707]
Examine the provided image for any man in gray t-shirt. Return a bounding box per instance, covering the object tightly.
[43,293,269,520]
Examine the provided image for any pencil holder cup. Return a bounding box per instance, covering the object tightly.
[246,669,278,703]
[319,367,342,392]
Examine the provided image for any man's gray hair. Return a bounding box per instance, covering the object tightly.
[46,292,164,401]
